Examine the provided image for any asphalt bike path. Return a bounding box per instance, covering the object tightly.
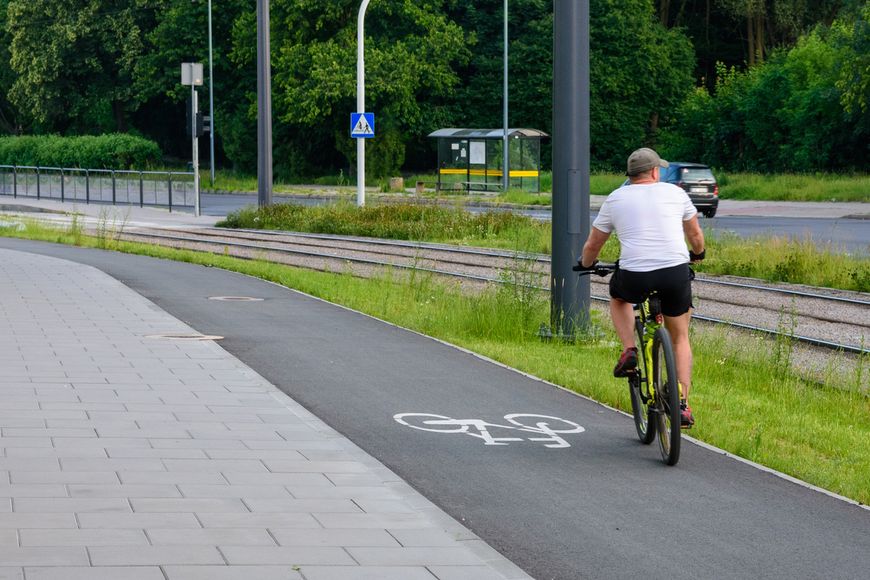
[1,238,868,580]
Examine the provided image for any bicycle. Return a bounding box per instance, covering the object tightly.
[575,262,682,465]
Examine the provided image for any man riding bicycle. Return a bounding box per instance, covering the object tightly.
[577,147,705,427]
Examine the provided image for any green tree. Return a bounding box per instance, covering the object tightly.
[6,0,154,133]
[227,0,470,178]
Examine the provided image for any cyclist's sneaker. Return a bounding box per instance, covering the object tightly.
[680,400,695,429]
[613,347,638,377]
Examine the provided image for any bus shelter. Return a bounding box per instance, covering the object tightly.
[428,128,548,193]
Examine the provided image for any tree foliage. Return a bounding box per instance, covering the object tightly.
[0,0,862,174]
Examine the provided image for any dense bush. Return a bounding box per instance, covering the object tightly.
[660,14,869,172]
[0,134,162,169]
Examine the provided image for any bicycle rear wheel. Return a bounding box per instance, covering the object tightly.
[652,327,681,466]
[629,319,655,444]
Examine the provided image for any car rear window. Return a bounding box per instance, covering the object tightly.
[680,167,715,181]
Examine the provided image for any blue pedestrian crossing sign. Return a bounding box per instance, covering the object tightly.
[350,113,375,138]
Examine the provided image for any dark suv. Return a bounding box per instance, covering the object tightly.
[660,162,719,218]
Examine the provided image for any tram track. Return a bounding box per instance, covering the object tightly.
[116,225,869,355]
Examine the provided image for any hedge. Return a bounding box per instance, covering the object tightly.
[0,134,162,170]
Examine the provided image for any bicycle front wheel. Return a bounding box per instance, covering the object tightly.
[629,319,655,444]
[652,327,681,466]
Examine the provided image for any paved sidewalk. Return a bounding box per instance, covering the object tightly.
[0,248,531,580]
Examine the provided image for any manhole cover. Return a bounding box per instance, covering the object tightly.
[146,333,224,341]
[208,296,264,302]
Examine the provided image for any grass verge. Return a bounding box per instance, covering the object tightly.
[1,216,868,505]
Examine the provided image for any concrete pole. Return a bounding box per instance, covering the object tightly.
[551,0,590,338]
[208,0,215,185]
[256,0,273,207]
[357,0,371,207]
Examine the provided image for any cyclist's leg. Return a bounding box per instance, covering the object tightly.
[663,312,692,397]
[610,297,636,349]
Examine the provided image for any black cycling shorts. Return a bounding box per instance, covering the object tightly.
[608,263,694,317]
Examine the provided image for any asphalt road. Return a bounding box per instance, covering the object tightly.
[2,237,867,580]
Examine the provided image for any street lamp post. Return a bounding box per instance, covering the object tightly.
[503,0,509,193]
[207,0,215,185]
[357,0,371,207]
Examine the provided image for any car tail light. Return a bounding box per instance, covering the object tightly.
[714,185,719,196]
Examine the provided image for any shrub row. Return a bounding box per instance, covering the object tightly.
[0,134,162,170]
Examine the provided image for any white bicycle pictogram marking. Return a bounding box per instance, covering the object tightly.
[393,413,585,448]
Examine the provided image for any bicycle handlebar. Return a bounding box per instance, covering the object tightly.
[573,262,617,277]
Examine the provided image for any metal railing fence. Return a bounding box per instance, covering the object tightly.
[0,165,197,212]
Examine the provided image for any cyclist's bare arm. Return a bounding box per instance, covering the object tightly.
[581,227,611,267]
[682,215,705,259]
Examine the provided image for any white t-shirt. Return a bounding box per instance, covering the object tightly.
[592,182,697,272]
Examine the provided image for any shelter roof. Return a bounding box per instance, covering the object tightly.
[427,128,549,139]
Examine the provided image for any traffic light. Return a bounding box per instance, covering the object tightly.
[185,95,205,137]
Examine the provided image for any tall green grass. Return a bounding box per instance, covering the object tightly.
[717,173,870,202]
[1,217,867,504]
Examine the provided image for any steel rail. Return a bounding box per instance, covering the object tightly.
[207,227,870,307]
[122,229,869,355]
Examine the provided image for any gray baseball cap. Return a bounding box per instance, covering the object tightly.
[626,147,669,176]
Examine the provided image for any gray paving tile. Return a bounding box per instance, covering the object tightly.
[219,546,354,565]
[0,568,22,580]
[428,566,515,580]
[146,528,275,546]
[77,513,202,529]
[313,513,435,530]
[0,513,77,529]
[162,566,303,580]
[130,498,248,513]
[25,566,164,580]
[295,566,435,580]
[222,473,330,486]
[0,547,88,566]
[270,528,400,547]
[9,472,120,485]
[118,471,225,485]
[18,529,148,546]
[67,485,182,498]
[177,485,291,499]
[196,513,320,529]
[346,547,486,566]
[244,499,361,514]
[88,546,224,566]
[0,485,68,498]
[11,499,132,513]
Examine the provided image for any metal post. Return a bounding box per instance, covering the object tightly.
[85,170,90,204]
[36,167,40,199]
[111,170,117,205]
[192,85,200,216]
[60,169,65,202]
[256,0,273,207]
[208,0,215,185]
[168,172,173,213]
[356,0,370,207]
[139,172,144,208]
[551,0,590,339]
[12,166,16,198]
[503,0,509,192]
